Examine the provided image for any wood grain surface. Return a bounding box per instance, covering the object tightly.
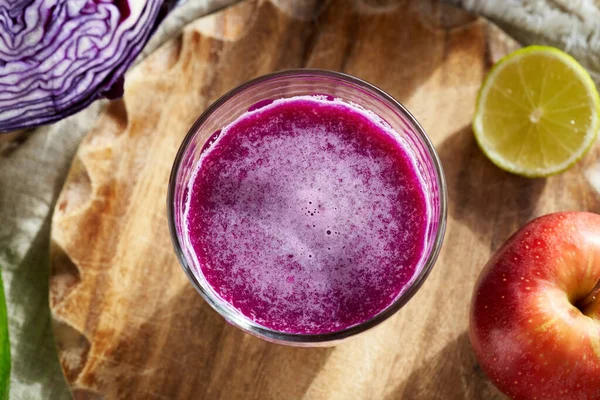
[49,0,600,398]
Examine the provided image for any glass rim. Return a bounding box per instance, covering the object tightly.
[167,69,448,344]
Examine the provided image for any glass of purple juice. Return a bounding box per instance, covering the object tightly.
[168,70,446,346]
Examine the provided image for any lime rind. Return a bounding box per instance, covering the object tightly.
[473,45,600,178]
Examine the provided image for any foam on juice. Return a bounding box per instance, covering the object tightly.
[183,96,430,334]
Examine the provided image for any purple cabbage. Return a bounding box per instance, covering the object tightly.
[0,0,173,133]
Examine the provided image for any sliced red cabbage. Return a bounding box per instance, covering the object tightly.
[0,0,172,132]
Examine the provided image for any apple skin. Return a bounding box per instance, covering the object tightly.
[470,211,600,400]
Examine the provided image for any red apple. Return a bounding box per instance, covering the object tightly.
[470,211,600,400]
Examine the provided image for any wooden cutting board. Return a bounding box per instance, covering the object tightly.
[49,0,600,398]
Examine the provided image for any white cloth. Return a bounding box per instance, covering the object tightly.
[453,0,600,83]
[0,1,236,398]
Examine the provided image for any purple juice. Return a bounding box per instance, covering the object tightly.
[183,96,430,335]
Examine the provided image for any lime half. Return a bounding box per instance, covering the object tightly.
[473,46,600,177]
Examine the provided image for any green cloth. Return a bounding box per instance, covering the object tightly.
[0,103,100,399]
[0,268,10,399]
[0,105,103,398]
